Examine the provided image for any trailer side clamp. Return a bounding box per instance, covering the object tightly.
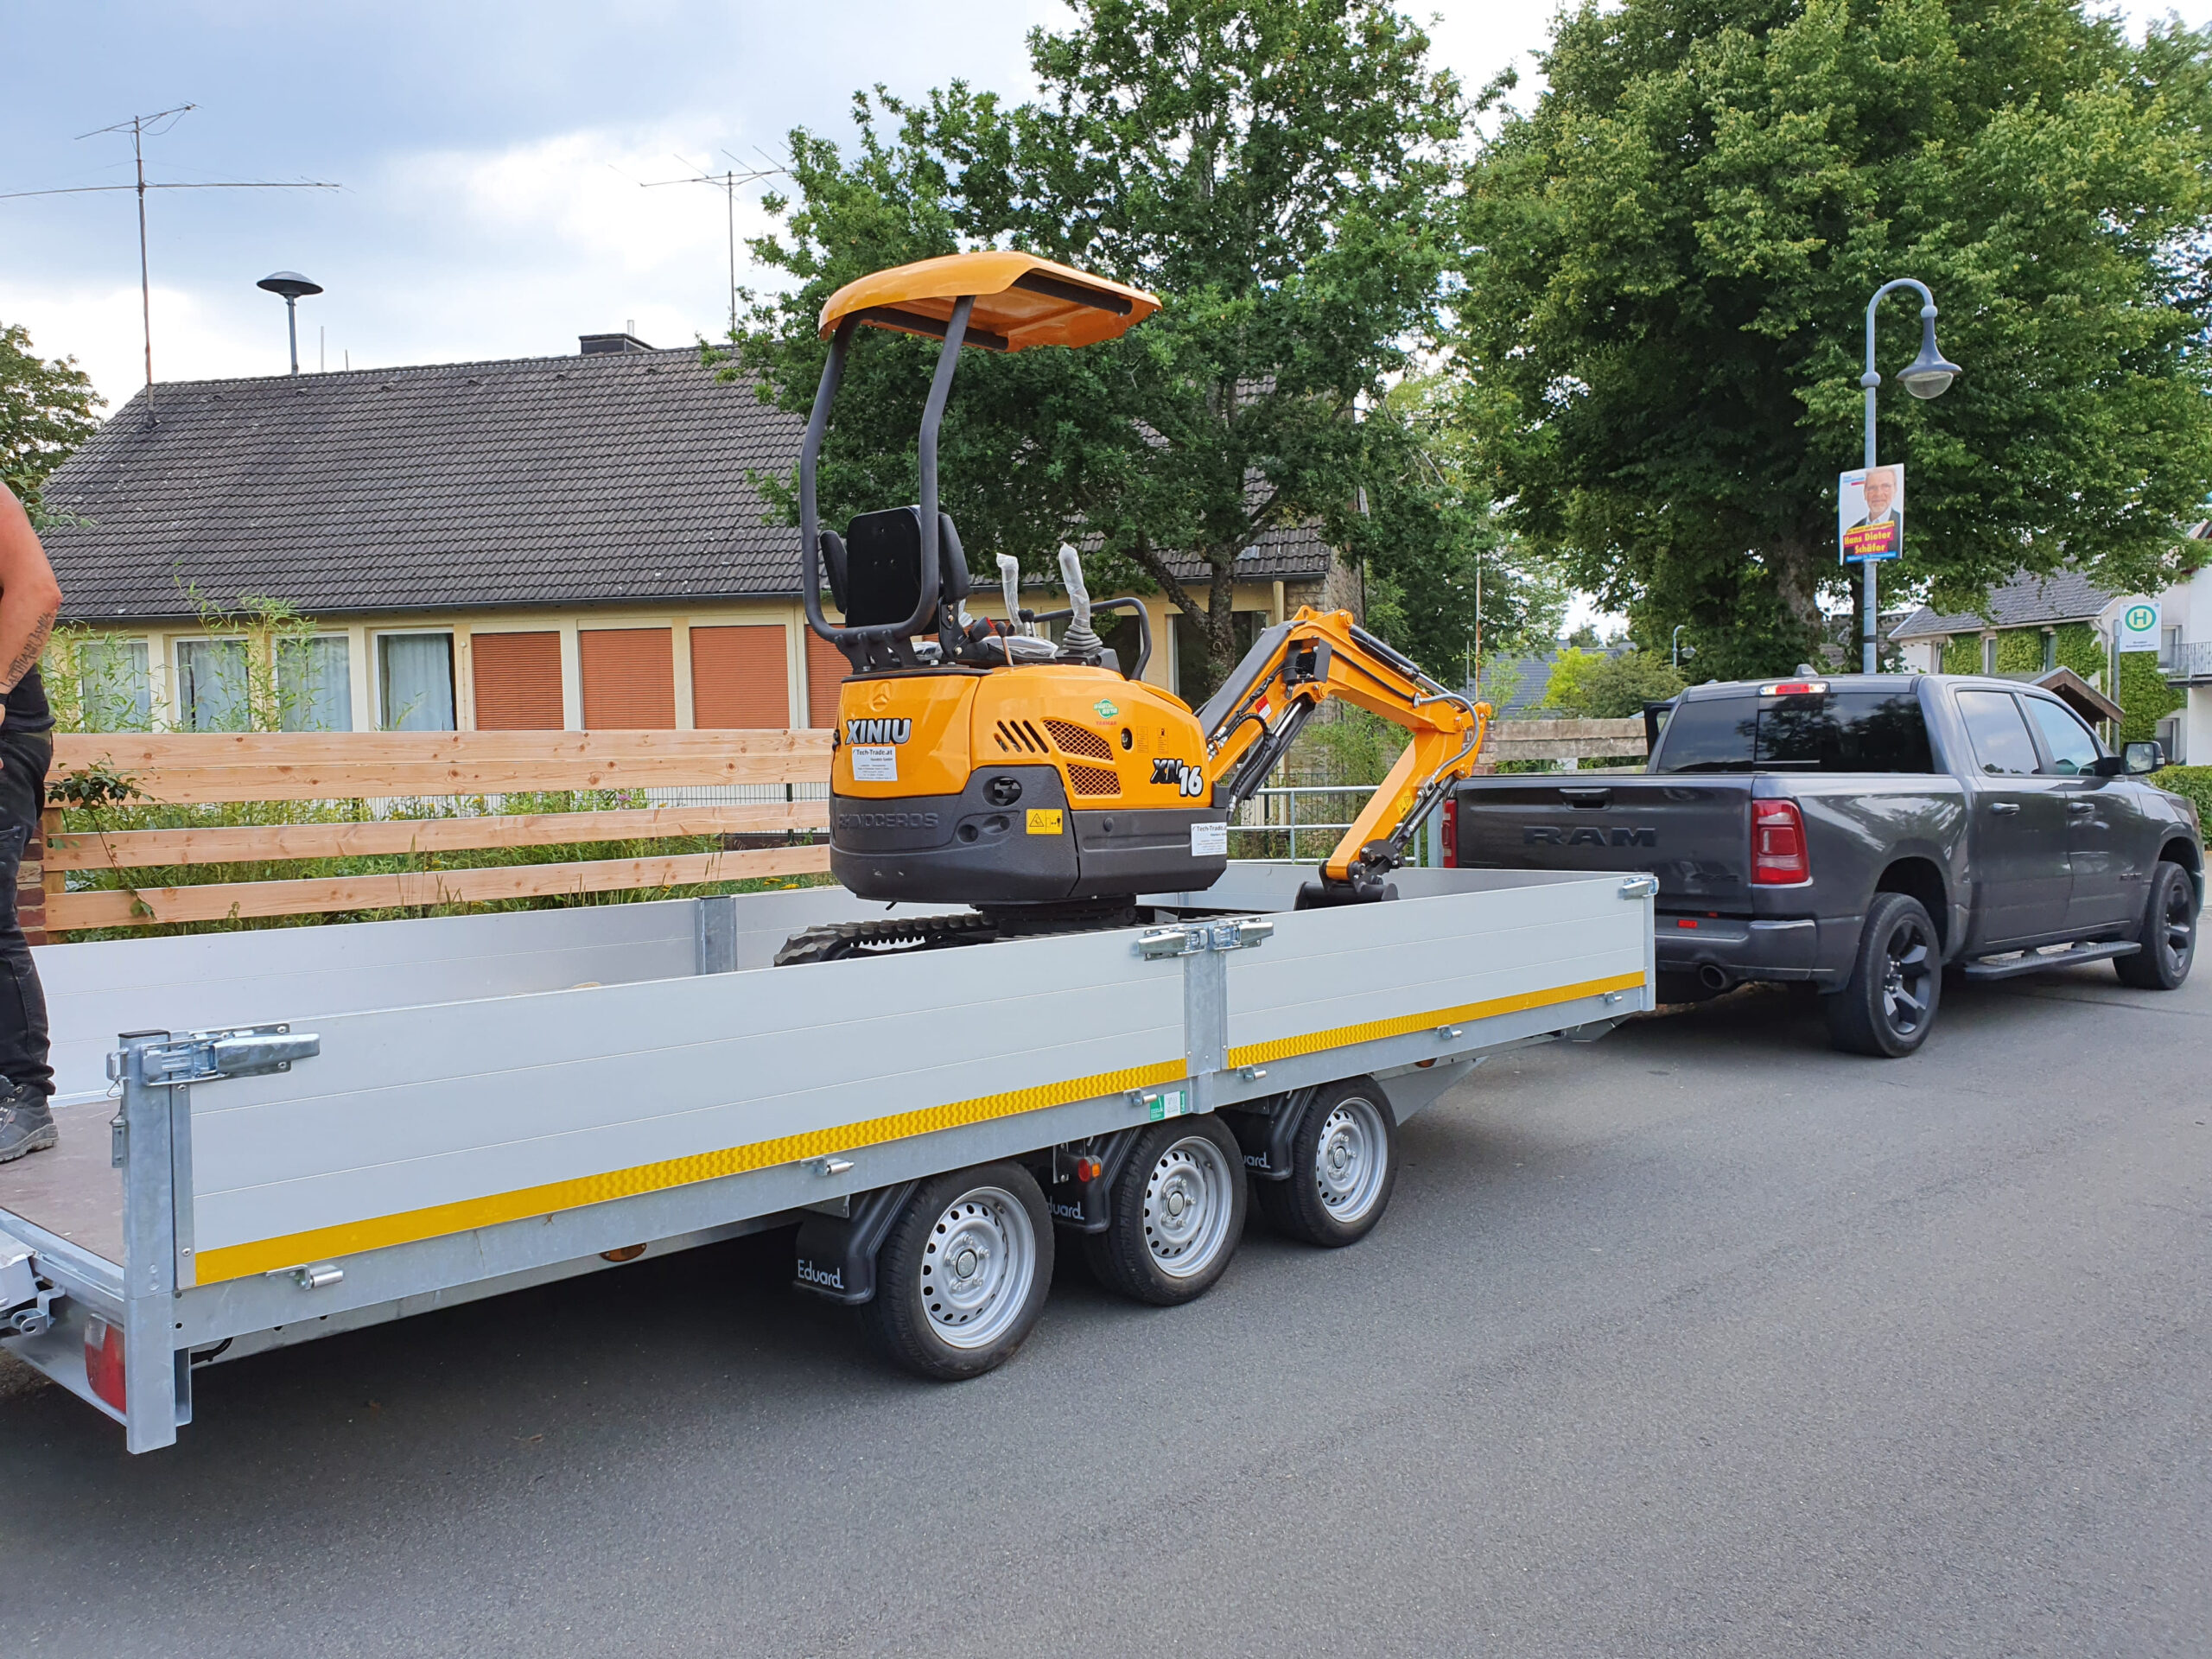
[1618,875,1657,899]
[1136,918,1274,960]
[105,1024,321,1089]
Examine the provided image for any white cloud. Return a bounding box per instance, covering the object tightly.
[0,279,277,406]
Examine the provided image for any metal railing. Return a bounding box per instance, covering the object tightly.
[1229,784,1380,863]
[2162,639,2212,683]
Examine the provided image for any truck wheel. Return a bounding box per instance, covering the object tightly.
[1824,892,1940,1058]
[2113,861,2196,990]
[1083,1116,1248,1306]
[861,1164,1053,1380]
[1255,1079,1399,1248]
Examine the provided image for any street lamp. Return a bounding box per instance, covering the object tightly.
[1671,624,1697,671]
[257,270,323,375]
[1857,279,1961,671]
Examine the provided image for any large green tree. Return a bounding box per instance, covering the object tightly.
[728,0,1469,684]
[1456,0,2212,679]
[2,322,103,520]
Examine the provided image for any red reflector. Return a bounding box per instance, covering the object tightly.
[1075,1157,1104,1183]
[86,1317,126,1413]
[1676,918,1697,928]
[1751,798,1810,885]
[1440,797,1458,869]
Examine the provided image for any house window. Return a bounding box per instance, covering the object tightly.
[1981,635,1998,676]
[77,637,152,731]
[578,627,676,729]
[377,632,456,731]
[277,636,353,732]
[175,638,251,731]
[473,631,565,730]
[804,630,847,728]
[2042,632,2057,674]
[2164,626,2183,668]
[692,626,790,728]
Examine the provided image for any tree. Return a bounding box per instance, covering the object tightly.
[1456,0,2212,680]
[729,0,1465,687]
[2,322,103,521]
[1537,645,1684,717]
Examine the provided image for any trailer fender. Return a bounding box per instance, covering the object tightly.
[791,1180,918,1306]
[1043,1128,1141,1234]
[1218,1088,1320,1183]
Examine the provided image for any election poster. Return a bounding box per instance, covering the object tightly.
[1838,465,1904,564]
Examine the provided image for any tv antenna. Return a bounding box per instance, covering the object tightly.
[622,152,783,340]
[0,105,340,420]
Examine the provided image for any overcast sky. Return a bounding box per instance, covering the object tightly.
[0,0,1587,410]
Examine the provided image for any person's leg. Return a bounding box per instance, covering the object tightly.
[0,730,54,1160]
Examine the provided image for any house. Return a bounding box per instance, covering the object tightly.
[1888,538,2212,762]
[36,337,1342,734]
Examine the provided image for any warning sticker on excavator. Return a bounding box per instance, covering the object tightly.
[851,747,897,782]
[1027,809,1064,835]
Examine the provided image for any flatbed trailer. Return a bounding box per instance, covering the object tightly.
[1,865,1653,1452]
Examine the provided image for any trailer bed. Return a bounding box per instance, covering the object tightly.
[3,865,1653,1450]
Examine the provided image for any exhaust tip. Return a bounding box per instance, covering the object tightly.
[1696,963,1731,993]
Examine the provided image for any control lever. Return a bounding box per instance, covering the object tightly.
[1057,542,1103,658]
[997,553,1026,636]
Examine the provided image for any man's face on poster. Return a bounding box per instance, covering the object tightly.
[1863,467,1897,518]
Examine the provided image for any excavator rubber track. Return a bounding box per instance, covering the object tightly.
[772,900,1141,966]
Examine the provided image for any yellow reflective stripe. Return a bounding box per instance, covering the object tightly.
[193,1057,1188,1286]
[1224,971,1646,1070]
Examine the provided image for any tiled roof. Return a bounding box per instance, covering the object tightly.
[41,351,1333,621]
[1889,568,2114,640]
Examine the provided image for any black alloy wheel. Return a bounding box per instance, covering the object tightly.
[2114,860,2196,990]
[1826,892,1941,1058]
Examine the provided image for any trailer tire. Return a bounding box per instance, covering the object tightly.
[861,1163,1053,1381]
[1083,1116,1248,1306]
[1255,1079,1398,1248]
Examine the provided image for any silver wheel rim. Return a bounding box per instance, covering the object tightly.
[1313,1097,1389,1224]
[920,1185,1035,1350]
[1142,1134,1237,1280]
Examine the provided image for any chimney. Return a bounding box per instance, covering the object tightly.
[579,332,654,355]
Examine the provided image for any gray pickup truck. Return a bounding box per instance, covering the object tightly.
[1449,673,2203,1056]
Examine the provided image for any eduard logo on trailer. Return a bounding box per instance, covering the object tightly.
[846,719,912,746]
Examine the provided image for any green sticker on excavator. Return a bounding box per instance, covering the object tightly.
[1093,698,1119,720]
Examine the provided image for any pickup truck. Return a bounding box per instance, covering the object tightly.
[1448,673,2203,1057]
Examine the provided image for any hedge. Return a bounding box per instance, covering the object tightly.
[2157,765,2212,825]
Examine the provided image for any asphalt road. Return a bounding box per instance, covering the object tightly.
[3,963,2207,1657]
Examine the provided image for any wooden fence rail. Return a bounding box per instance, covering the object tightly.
[32,729,835,939]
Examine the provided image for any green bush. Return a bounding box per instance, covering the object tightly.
[2157,765,2212,825]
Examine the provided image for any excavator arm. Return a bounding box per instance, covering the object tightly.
[1197,607,1491,900]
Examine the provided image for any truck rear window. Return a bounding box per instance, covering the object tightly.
[1653,691,1934,773]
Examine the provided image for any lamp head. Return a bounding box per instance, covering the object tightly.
[257,270,323,302]
[1896,312,1960,399]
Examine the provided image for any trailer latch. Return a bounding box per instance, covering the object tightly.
[1136,918,1274,959]
[107,1024,321,1088]
[1618,875,1658,899]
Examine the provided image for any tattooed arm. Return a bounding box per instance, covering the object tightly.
[0,487,65,727]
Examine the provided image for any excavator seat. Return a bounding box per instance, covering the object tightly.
[832,507,971,632]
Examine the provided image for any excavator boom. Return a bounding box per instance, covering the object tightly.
[1198,607,1491,898]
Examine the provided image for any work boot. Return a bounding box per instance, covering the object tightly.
[0,1083,56,1164]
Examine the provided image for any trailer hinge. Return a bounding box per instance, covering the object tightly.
[1136,918,1274,959]
[1618,875,1657,899]
[0,1247,64,1338]
[105,1023,321,1089]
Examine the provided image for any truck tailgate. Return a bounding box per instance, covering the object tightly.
[1455,777,1755,907]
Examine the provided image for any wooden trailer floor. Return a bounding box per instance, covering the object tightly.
[0,1102,123,1265]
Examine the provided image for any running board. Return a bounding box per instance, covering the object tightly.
[1960,940,2139,981]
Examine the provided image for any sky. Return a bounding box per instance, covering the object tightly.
[0,0,1567,410]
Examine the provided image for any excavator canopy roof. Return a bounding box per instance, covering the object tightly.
[817,251,1159,353]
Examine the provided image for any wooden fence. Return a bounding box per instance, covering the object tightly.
[22,716,1647,942]
[30,730,833,939]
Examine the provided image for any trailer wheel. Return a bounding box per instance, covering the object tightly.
[861,1164,1053,1380]
[1083,1116,1248,1306]
[1256,1079,1398,1248]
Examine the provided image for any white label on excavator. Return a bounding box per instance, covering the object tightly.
[851,746,897,782]
[1190,821,1228,856]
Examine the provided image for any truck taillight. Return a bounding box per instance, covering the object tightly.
[1751,799,1809,885]
[86,1316,126,1412]
[1440,796,1458,868]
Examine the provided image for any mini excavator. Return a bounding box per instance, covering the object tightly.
[775,251,1491,963]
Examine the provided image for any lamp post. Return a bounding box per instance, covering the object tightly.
[1857,279,1961,672]
[1671,624,1693,671]
[257,270,323,374]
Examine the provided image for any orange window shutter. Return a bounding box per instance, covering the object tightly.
[690,626,790,728]
[472,632,564,730]
[804,632,848,729]
[579,628,677,729]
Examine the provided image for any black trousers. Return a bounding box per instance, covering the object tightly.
[0,728,53,1096]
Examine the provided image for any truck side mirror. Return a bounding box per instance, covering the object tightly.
[2122,740,2165,775]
